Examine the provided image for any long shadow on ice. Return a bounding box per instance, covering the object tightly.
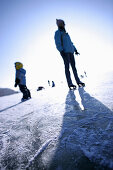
[0,102,22,112]
[48,88,113,170]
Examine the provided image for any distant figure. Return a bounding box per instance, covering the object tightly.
[52,81,55,87]
[48,80,50,86]
[84,71,87,77]
[54,19,85,89]
[37,86,45,91]
[80,75,84,79]
[14,62,31,101]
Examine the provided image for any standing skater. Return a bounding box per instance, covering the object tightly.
[54,19,85,89]
[52,81,55,87]
[14,62,31,101]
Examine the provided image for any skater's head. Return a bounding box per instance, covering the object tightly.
[15,62,23,70]
[56,19,65,29]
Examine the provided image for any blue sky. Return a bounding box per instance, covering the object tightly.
[0,0,113,89]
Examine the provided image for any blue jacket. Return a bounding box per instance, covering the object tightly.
[54,29,76,53]
[16,68,26,85]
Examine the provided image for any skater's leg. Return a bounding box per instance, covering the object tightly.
[61,53,73,87]
[19,85,29,99]
[70,54,85,86]
[70,53,81,84]
[27,88,31,98]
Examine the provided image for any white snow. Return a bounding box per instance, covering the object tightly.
[0,71,113,169]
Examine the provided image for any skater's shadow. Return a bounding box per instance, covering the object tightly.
[0,102,22,112]
[48,88,113,170]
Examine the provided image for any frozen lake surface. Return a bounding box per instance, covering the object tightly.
[0,71,113,170]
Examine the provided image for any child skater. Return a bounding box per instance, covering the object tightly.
[14,62,31,101]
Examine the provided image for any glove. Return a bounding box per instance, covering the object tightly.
[14,78,20,87]
[75,49,80,55]
[14,83,17,87]
[15,78,20,84]
[60,50,65,56]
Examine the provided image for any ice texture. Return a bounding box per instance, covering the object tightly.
[0,72,113,170]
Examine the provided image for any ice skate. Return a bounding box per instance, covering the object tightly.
[69,84,76,90]
[78,82,85,87]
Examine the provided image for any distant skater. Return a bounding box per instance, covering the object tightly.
[52,81,55,87]
[48,80,50,86]
[54,19,85,89]
[14,62,31,101]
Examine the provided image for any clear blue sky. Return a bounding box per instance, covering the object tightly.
[0,0,113,89]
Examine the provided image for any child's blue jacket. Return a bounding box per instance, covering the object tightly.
[16,68,26,85]
[54,29,76,53]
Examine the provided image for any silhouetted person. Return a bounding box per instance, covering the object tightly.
[84,71,87,77]
[14,62,31,101]
[37,86,45,91]
[52,81,55,87]
[54,19,85,89]
[48,80,50,86]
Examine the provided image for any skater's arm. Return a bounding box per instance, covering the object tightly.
[73,45,77,52]
[14,70,21,87]
[71,37,80,55]
[54,31,63,52]
[16,70,21,79]
[14,78,20,87]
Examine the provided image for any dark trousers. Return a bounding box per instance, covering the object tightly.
[61,53,80,86]
[19,85,31,99]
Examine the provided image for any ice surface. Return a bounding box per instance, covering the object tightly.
[0,71,113,170]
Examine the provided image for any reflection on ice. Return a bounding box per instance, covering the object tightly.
[75,89,85,111]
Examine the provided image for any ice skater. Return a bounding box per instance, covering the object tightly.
[54,19,85,90]
[14,62,31,101]
[52,81,55,87]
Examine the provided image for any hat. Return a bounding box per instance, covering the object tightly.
[56,19,65,27]
[15,62,23,70]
